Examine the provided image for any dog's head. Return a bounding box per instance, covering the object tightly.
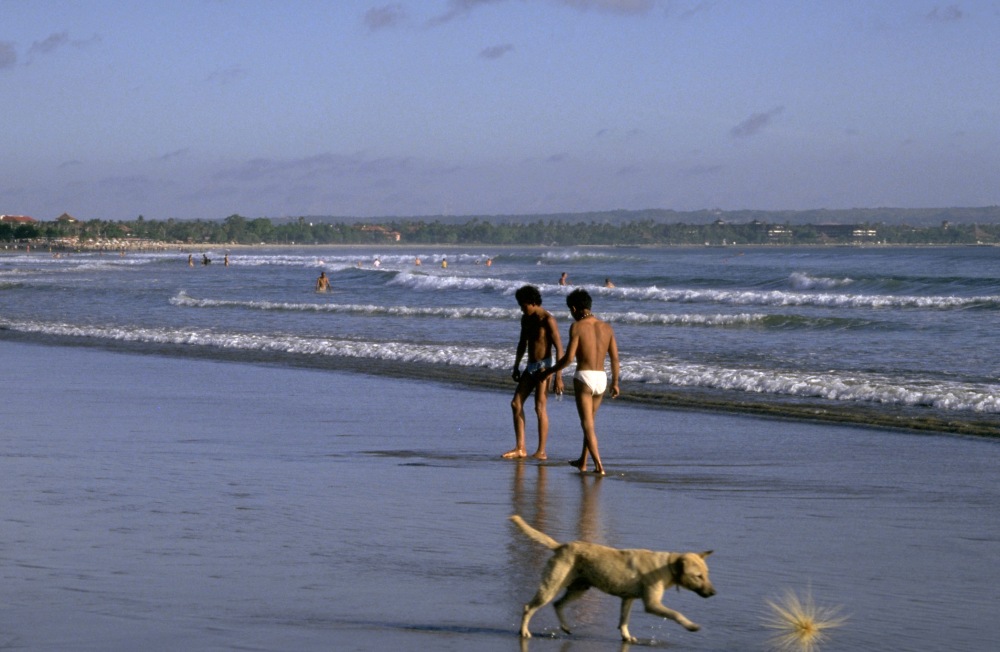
[672,551,715,598]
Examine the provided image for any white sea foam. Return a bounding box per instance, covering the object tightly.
[789,271,854,290]
[171,292,520,320]
[611,285,1000,309]
[387,272,999,310]
[4,316,998,413]
[171,292,767,327]
[622,359,1000,413]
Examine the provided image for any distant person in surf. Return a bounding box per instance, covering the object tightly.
[315,271,330,292]
[539,288,619,475]
[505,285,564,461]
[604,278,615,288]
[559,272,568,285]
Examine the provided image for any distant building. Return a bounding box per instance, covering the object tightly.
[0,215,37,224]
[358,224,402,241]
[56,213,78,224]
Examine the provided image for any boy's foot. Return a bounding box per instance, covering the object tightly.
[568,458,586,472]
[502,449,527,459]
[530,452,547,460]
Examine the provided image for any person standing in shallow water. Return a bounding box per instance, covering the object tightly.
[539,288,619,475]
[315,271,330,292]
[505,285,564,460]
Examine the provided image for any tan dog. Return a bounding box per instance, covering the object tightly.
[510,514,715,642]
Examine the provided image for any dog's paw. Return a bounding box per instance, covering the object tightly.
[519,630,532,639]
[684,621,701,632]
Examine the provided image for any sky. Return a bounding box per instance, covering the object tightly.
[2,0,1000,221]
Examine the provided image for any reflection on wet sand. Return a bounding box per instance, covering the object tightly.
[508,462,615,643]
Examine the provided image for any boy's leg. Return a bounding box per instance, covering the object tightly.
[569,379,605,474]
[531,380,549,459]
[588,393,605,474]
[505,378,534,458]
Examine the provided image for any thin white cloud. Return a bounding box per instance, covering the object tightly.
[0,42,16,69]
[27,32,70,61]
[25,31,100,64]
[557,0,655,14]
[206,65,247,86]
[429,0,657,26]
[730,106,785,139]
[675,0,718,20]
[364,4,409,31]
[480,43,514,59]
[156,149,191,162]
[926,4,963,22]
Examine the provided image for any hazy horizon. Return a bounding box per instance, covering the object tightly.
[4,1,999,221]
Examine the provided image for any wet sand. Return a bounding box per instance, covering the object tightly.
[1,340,997,651]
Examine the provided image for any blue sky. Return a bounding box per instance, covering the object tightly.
[2,1,999,221]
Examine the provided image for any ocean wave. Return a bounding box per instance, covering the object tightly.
[610,285,1000,309]
[171,292,520,320]
[0,317,503,369]
[386,271,1000,310]
[3,316,998,414]
[623,360,1000,413]
[788,271,854,290]
[170,292,767,327]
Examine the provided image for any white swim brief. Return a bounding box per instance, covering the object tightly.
[574,370,608,396]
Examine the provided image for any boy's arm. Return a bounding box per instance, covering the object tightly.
[608,329,620,398]
[546,314,565,392]
[512,326,528,381]
[542,322,578,380]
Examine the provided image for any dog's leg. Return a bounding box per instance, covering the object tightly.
[618,597,637,642]
[553,584,589,634]
[520,556,575,638]
[642,586,700,632]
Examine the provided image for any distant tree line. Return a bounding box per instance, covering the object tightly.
[6,212,1000,247]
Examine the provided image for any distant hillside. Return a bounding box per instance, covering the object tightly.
[288,206,1000,227]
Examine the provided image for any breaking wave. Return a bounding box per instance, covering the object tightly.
[3,316,998,414]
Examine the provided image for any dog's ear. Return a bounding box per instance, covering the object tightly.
[698,550,713,559]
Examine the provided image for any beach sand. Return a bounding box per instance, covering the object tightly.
[1,340,997,651]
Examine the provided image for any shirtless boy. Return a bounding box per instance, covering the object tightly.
[506,285,564,460]
[540,288,619,475]
[315,271,330,292]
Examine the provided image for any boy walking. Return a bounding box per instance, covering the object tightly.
[505,285,564,460]
[540,289,619,475]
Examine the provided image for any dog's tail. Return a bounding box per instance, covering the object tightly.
[509,515,561,550]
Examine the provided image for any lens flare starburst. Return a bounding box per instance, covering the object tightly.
[763,588,847,652]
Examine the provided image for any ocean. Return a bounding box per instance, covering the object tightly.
[2,244,999,435]
[1,244,998,651]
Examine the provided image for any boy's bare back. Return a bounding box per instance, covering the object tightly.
[522,310,560,363]
[570,317,617,372]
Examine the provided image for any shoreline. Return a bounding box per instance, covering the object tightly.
[5,330,997,439]
[4,240,998,254]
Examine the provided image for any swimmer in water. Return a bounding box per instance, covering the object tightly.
[315,271,330,292]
